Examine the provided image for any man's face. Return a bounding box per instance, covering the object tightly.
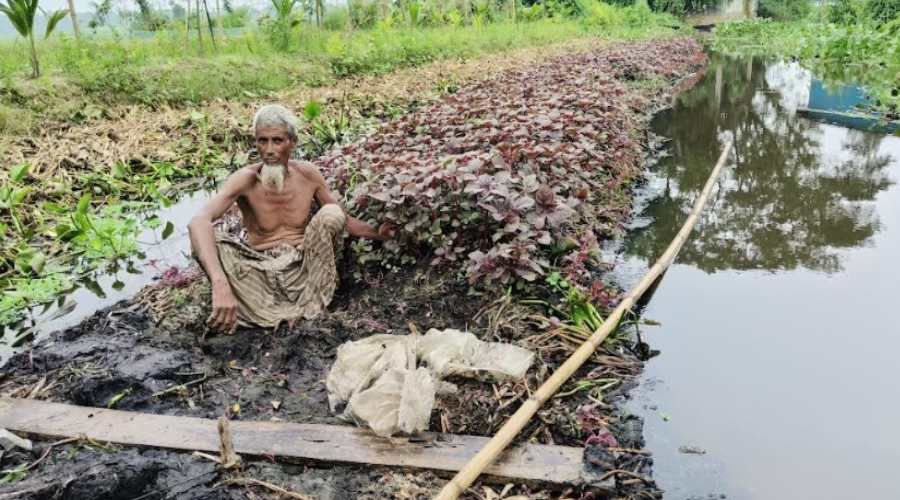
[255,125,295,166]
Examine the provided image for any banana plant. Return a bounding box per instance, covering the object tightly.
[0,0,68,78]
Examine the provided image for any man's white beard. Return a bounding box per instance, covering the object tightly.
[259,162,286,192]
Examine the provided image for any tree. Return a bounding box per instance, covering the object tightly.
[87,0,112,30]
[0,0,68,78]
[65,0,79,37]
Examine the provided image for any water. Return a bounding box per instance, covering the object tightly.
[0,190,212,363]
[621,53,900,499]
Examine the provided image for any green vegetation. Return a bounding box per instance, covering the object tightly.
[0,0,68,77]
[0,1,687,111]
[758,0,811,21]
[713,3,900,112]
[0,2,691,331]
[0,160,188,330]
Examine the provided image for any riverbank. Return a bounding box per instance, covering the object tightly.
[0,37,707,498]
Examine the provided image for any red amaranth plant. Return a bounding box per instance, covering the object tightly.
[317,38,707,287]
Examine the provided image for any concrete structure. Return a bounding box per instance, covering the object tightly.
[688,0,757,26]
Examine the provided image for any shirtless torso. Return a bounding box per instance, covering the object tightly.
[189,120,391,332]
[236,162,320,250]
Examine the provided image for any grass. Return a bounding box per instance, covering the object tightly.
[0,16,686,124]
[2,21,578,111]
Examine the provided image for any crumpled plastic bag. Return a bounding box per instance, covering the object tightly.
[417,328,534,380]
[325,328,534,437]
[348,367,435,437]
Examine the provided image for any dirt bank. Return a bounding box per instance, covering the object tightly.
[0,38,707,499]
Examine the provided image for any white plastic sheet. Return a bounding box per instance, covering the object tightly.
[326,328,534,437]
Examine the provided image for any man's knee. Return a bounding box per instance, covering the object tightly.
[316,204,346,233]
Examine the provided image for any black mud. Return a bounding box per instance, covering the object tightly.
[0,253,658,499]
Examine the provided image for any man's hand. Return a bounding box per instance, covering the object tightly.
[208,282,239,333]
[376,221,397,241]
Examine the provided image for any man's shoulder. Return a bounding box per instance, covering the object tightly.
[222,166,259,193]
[290,161,326,182]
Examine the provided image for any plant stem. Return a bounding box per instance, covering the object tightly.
[28,32,39,78]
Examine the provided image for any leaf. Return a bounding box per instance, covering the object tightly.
[144,215,161,229]
[45,9,68,38]
[303,100,322,121]
[29,251,46,275]
[76,193,92,216]
[112,163,128,179]
[161,221,174,240]
[10,163,29,183]
[14,250,35,275]
[107,388,132,408]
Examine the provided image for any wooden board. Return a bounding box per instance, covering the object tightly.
[0,398,604,487]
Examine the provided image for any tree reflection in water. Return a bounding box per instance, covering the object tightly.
[626,53,895,274]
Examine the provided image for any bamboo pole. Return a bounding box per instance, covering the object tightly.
[434,141,734,500]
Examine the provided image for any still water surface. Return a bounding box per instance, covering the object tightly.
[621,53,900,499]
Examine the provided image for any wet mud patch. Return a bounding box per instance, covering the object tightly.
[0,265,659,499]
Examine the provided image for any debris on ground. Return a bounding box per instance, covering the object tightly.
[0,429,32,452]
[326,328,534,437]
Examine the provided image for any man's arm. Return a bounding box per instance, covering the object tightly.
[306,166,393,240]
[188,169,256,332]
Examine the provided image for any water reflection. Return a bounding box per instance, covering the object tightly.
[626,54,894,273]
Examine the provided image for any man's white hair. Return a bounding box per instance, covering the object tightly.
[252,104,299,140]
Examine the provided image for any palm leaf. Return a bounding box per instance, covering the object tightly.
[0,0,30,37]
[44,8,67,38]
[23,0,37,30]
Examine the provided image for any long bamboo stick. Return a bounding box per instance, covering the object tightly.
[434,141,734,500]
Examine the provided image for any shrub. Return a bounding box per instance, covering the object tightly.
[759,0,811,21]
[221,6,251,28]
[324,6,350,30]
[579,0,625,27]
[865,0,900,24]
[349,0,381,28]
[647,0,723,16]
[828,0,862,23]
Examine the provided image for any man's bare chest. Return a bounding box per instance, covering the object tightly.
[241,184,317,230]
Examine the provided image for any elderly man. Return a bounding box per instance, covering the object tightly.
[189,104,392,332]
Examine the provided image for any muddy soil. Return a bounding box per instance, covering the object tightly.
[0,39,708,500]
[0,254,655,499]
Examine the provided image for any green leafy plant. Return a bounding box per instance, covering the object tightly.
[0,164,31,235]
[264,0,301,51]
[0,0,68,77]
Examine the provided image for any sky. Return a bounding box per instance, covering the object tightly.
[38,0,271,12]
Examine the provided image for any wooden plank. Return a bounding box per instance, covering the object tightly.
[0,398,600,486]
